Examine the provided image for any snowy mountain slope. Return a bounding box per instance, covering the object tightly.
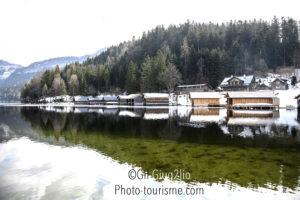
[0,48,106,88]
[0,48,106,100]
[0,60,24,80]
[0,56,87,88]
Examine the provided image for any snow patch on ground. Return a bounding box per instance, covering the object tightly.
[275,89,300,108]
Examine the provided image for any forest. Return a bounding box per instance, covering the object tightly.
[21,17,300,101]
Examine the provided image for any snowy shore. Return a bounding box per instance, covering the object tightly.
[2,88,300,109]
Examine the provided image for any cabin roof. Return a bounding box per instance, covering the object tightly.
[118,94,142,100]
[272,77,288,84]
[143,93,169,99]
[74,96,90,101]
[220,75,254,86]
[177,84,209,88]
[190,92,222,99]
[88,95,103,101]
[103,95,118,101]
[227,91,277,98]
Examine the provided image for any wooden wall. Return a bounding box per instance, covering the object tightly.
[192,98,219,106]
[145,98,169,105]
[231,98,273,105]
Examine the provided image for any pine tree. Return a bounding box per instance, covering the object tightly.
[125,61,138,93]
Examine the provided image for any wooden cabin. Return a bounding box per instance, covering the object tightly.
[74,96,90,104]
[270,78,288,90]
[118,94,143,105]
[143,93,169,105]
[88,95,103,104]
[226,91,279,109]
[190,92,222,107]
[103,95,118,105]
[219,75,255,91]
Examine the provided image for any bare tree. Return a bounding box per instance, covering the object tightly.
[68,74,79,96]
[159,64,182,92]
[51,76,67,96]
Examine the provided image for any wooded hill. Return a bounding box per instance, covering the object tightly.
[21,17,300,100]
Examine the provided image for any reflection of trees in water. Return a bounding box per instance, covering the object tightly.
[20,107,300,148]
[66,113,79,136]
[51,113,67,132]
[19,107,300,191]
[228,125,293,137]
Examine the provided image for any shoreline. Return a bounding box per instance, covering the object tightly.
[0,102,297,110]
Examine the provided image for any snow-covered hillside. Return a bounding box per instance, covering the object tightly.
[0,49,106,100]
[0,60,23,80]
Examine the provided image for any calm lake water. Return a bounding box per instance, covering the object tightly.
[0,105,299,200]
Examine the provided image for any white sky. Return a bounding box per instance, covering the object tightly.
[0,0,299,66]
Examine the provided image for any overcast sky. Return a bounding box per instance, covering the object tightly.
[0,0,299,66]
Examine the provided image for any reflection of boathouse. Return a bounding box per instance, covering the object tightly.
[143,109,169,120]
[178,108,226,128]
[190,92,223,107]
[227,110,280,137]
[227,110,279,126]
[226,91,279,109]
[190,108,225,123]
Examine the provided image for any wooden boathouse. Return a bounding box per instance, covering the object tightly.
[143,93,169,105]
[190,92,222,107]
[226,91,279,109]
[118,94,144,105]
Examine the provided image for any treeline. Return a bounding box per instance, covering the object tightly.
[21,17,300,100]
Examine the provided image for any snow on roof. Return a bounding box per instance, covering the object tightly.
[190,92,222,99]
[103,95,118,101]
[272,77,288,84]
[88,96,103,101]
[220,75,254,86]
[118,94,142,100]
[74,96,90,102]
[255,77,272,87]
[143,93,169,98]
[227,91,277,98]
[177,84,208,88]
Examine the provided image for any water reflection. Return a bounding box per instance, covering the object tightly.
[0,106,300,199]
[35,106,300,143]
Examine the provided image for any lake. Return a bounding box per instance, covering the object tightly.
[0,105,299,200]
